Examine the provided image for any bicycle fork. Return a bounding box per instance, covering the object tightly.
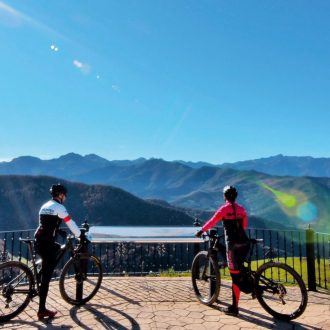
[72,254,88,301]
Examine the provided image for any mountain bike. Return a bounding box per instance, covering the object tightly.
[191,229,308,320]
[0,222,103,322]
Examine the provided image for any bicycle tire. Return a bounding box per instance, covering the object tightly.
[255,261,308,320]
[59,254,103,305]
[191,251,220,305]
[0,261,34,322]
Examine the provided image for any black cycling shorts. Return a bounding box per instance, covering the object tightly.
[226,241,250,271]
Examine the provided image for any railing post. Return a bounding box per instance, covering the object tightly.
[306,224,317,291]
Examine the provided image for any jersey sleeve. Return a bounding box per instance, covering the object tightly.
[242,210,248,230]
[202,207,225,232]
[57,204,81,237]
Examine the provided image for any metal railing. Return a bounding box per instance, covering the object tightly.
[0,226,329,290]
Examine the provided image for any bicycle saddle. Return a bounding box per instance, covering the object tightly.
[249,238,264,244]
[19,238,35,244]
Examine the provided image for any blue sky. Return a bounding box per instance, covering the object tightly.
[0,0,329,164]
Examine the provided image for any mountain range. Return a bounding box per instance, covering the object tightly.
[0,175,283,232]
[0,153,329,232]
[0,175,194,231]
[219,154,330,177]
[1,153,330,177]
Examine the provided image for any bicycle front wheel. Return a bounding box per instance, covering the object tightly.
[191,251,220,305]
[255,262,308,320]
[0,261,34,322]
[59,254,103,305]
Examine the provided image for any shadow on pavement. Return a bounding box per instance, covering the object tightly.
[1,319,73,329]
[69,303,140,330]
[211,301,321,330]
[99,283,142,306]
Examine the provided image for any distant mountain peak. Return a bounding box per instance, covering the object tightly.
[58,152,84,160]
[11,156,42,165]
[84,154,109,162]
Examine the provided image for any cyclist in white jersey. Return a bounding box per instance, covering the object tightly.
[34,184,81,320]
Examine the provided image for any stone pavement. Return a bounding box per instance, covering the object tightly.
[1,277,329,330]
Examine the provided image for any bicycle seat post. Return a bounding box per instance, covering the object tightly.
[19,239,33,260]
[28,242,37,269]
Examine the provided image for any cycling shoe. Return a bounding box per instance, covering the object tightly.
[37,309,57,320]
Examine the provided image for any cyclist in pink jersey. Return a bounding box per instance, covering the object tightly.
[196,185,250,316]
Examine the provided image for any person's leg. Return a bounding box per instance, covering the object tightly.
[224,243,240,315]
[35,241,60,318]
[39,259,55,312]
[230,270,241,309]
[218,240,228,267]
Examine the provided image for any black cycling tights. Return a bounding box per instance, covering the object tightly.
[35,241,60,312]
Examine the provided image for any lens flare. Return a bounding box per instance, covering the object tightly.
[259,182,297,208]
[297,202,318,222]
[259,181,319,224]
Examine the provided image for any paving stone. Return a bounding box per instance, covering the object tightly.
[1,277,329,329]
[184,324,207,330]
[204,315,221,322]
[203,321,225,329]
[187,311,205,319]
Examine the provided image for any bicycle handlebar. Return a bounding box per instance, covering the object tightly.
[200,231,224,240]
[249,238,264,244]
[197,231,264,244]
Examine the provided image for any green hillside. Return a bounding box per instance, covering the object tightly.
[1,155,330,233]
[0,175,195,231]
[70,159,330,232]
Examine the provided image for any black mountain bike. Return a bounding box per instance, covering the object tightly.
[191,230,308,320]
[0,222,103,322]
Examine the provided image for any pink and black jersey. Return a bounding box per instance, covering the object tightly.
[202,201,248,242]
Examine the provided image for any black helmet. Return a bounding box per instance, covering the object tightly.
[223,185,237,202]
[50,183,67,197]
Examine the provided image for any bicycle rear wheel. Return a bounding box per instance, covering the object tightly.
[191,251,220,305]
[0,261,34,322]
[59,254,103,305]
[255,262,308,320]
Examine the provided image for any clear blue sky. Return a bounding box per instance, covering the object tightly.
[1,0,329,163]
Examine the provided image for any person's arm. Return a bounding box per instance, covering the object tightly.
[58,205,81,237]
[242,209,248,230]
[202,207,224,232]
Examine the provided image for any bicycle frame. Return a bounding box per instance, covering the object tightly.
[205,229,226,260]
[192,230,308,319]
[243,239,287,297]
[0,222,102,323]
[18,230,88,295]
[244,240,258,276]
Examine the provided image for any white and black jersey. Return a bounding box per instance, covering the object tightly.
[35,199,81,241]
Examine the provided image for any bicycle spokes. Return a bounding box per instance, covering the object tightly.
[59,255,102,305]
[191,251,220,306]
[0,262,33,322]
[255,262,307,320]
